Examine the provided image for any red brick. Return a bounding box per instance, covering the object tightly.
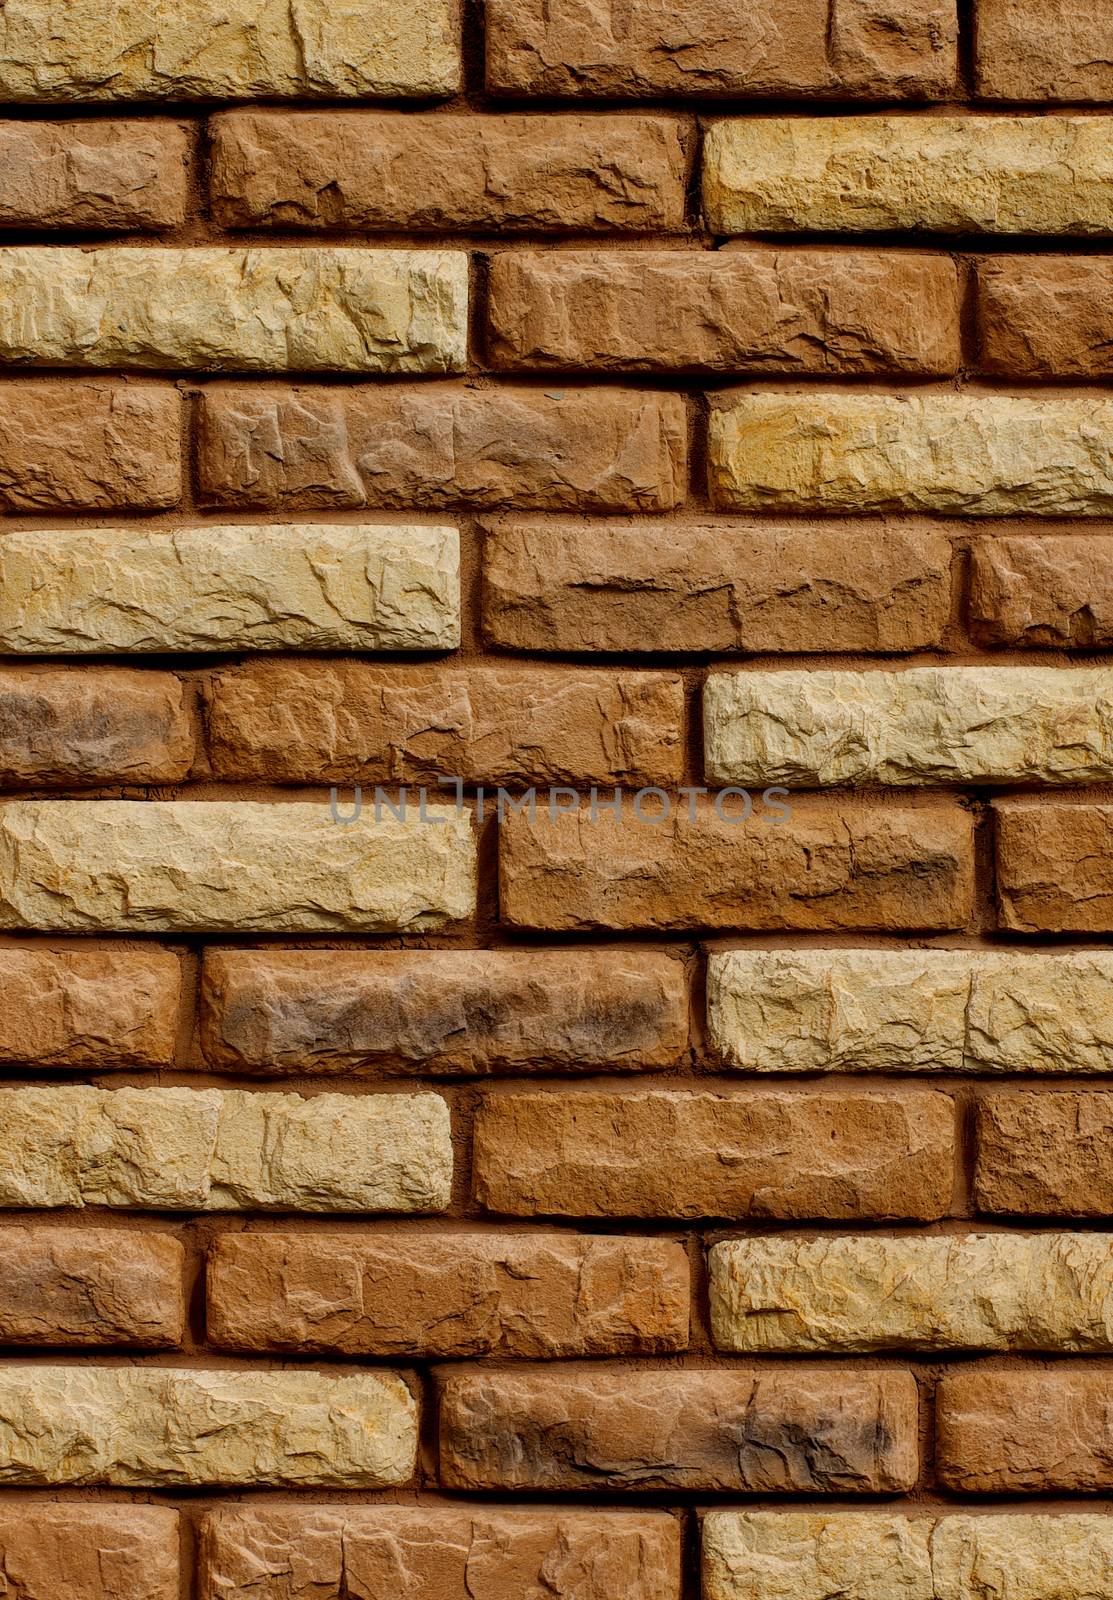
[0,120,187,229]
[0,668,193,785]
[995,801,1113,932]
[0,382,180,511]
[970,534,1113,647]
[978,258,1113,377]
[975,1089,1113,1216]
[937,1370,1113,1491]
[0,1227,183,1346]
[976,0,1113,101]
[0,949,180,1069]
[0,1506,178,1600]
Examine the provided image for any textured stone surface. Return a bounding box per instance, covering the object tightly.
[0,1085,452,1213]
[489,251,959,374]
[210,111,686,232]
[0,1227,183,1346]
[710,1233,1113,1352]
[473,1088,955,1220]
[0,247,467,373]
[979,257,1113,378]
[486,0,955,97]
[705,667,1113,786]
[0,800,474,932]
[976,0,1113,101]
[439,1369,919,1492]
[201,947,687,1074]
[0,1506,179,1600]
[975,1090,1113,1216]
[0,524,459,654]
[709,393,1113,516]
[0,1366,416,1487]
[483,520,953,654]
[206,663,681,784]
[0,667,193,785]
[996,801,1113,932]
[0,0,459,100]
[937,1371,1113,1492]
[703,1512,933,1600]
[0,949,180,1070]
[199,387,687,512]
[200,1507,681,1600]
[0,120,187,228]
[704,116,1113,235]
[0,383,180,511]
[931,1516,1113,1600]
[207,1231,689,1355]
[971,535,1113,647]
[500,800,973,932]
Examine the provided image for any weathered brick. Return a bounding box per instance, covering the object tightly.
[976,0,1113,101]
[0,667,191,786]
[210,111,686,232]
[709,393,1113,517]
[0,1366,415,1487]
[483,520,953,655]
[0,949,180,1070]
[500,800,973,932]
[439,1369,918,1492]
[0,799,474,933]
[200,1507,680,1600]
[200,948,688,1075]
[207,1231,689,1356]
[198,387,687,512]
[486,0,955,98]
[971,535,1113,647]
[0,247,467,373]
[703,1512,933,1600]
[489,251,959,375]
[937,1371,1113,1492]
[0,1085,452,1213]
[473,1088,955,1220]
[996,801,1113,932]
[0,0,459,100]
[0,120,187,229]
[0,525,459,655]
[978,258,1113,378]
[0,1227,183,1346]
[704,116,1113,236]
[0,382,180,511]
[932,1516,1113,1600]
[975,1089,1113,1216]
[0,1506,179,1600]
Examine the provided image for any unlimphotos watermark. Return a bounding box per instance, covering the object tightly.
[329,779,792,826]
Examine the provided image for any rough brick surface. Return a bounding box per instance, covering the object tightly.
[0,949,180,1070]
[995,801,1113,932]
[975,1090,1113,1216]
[978,257,1113,379]
[0,121,188,229]
[937,1371,1113,1492]
[0,1227,182,1346]
[976,0,1113,101]
[0,667,193,785]
[0,383,180,511]
[0,1506,179,1600]
[971,535,1113,647]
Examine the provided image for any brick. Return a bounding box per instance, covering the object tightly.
[0,0,458,100]
[703,1512,933,1600]
[937,1371,1113,1492]
[703,116,1113,236]
[975,1090,1113,1216]
[710,1233,1113,1353]
[500,799,973,932]
[483,520,953,655]
[931,1517,1113,1600]
[0,524,459,655]
[488,250,959,375]
[0,382,179,512]
[199,1507,680,1600]
[0,1227,183,1346]
[207,1231,689,1356]
[0,799,474,933]
[0,949,180,1070]
[971,535,1113,647]
[0,1085,452,1213]
[709,393,1113,517]
[0,667,192,786]
[708,949,1113,1075]
[473,1088,955,1220]
[705,667,1113,787]
[0,120,187,229]
[996,801,1113,932]
[978,258,1113,378]
[200,948,688,1074]
[0,1366,415,1487]
[206,663,682,785]
[976,0,1113,101]
[0,247,467,374]
[486,0,955,98]
[198,387,687,512]
[210,111,686,232]
[439,1368,918,1492]
[0,1506,179,1600]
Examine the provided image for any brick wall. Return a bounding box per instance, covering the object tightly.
[0,1,1111,1596]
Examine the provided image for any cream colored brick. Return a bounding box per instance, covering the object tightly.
[0,1366,415,1486]
[0,525,459,654]
[705,668,1113,787]
[703,1512,934,1600]
[932,1516,1113,1600]
[0,0,459,101]
[703,116,1113,235]
[0,248,466,373]
[0,1085,451,1212]
[709,393,1113,517]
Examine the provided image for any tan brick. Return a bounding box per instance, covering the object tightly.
[709,393,1113,517]
[0,525,459,655]
[473,1088,955,1220]
[439,1368,918,1492]
[198,387,687,512]
[0,949,180,1070]
[937,1371,1113,1492]
[0,667,192,785]
[975,1089,1113,1216]
[0,1227,183,1346]
[932,1516,1113,1600]
[0,1366,415,1487]
[0,1506,179,1600]
[207,1231,689,1356]
[200,948,688,1075]
[483,520,953,655]
[0,120,187,228]
[0,1085,452,1213]
[978,258,1113,378]
[0,382,180,512]
[210,111,686,232]
[976,0,1113,101]
[489,251,959,375]
[971,535,1113,647]
[703,1512,933,1600]
[500,799,974,932]
[996,801,1113,932]
[0,799,474,933]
